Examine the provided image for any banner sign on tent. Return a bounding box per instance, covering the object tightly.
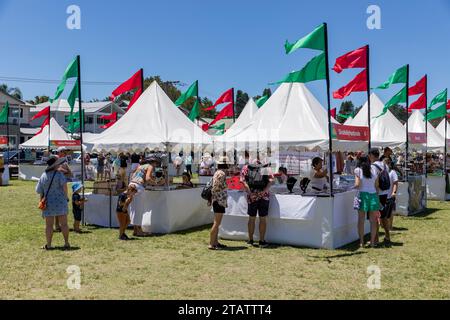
[50,140,81,147]
[0,136,8,147]
[332,124,369,141]
[408,133,426,144]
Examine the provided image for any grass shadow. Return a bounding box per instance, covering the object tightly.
[391,226,408,231]
[47,246,81,252]
[217,246,248,252]
[408,207,440,219]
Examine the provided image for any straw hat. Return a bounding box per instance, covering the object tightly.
[217,156,232,165]
[45,155,66,172]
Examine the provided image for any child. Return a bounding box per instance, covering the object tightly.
[116,184,137,240]
[181,172,194,188]
[72,182,87,233]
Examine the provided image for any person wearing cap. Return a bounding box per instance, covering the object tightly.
[128,154,166,237]
[35,155,71,250]
[208,156,231,250]
[71,182,87,233]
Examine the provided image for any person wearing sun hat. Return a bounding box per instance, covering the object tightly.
[71,182,87,234]
[36,155,71,250]
[208,155,232,250]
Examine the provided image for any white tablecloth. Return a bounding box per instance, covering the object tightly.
[84,188,213,233]
[1,165,9,185]
[427,176,446,201]
[19,164,81,181]
[219,190,370,249]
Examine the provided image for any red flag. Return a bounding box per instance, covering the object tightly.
[209,102,234,126]
[447,100,450,110]
[333,69,367,99]
[331,108,336,118]
[35,116,50,136]
[408,76,426,96]
[332,46,367,73]
[202,123,210,132]
[110,69,143,111]
[204,88,233,111]
[100,112,118,129]
[31,106,50,121]
[408,94,426,112]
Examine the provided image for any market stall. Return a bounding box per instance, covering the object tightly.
[84,81,214,233]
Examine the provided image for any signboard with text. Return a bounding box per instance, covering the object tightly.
[50,140,81,148]
[0,136,8,147]
[332,124,370,141]
[409,133,426,144]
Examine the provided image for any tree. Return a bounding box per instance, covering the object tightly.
[253,88,272,101]
[336,100,355,124]
[389,104,407,124]
[235,90,250,117]
[0,83,23,100]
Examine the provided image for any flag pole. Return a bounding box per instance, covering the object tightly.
[445,89,448,181]
[365,45,371,152]
[48,106,51,153]
[140,68,144,94]
[323,22,334,196]
[232,87,236,123]
[425,75,428,179]
[405,64,410,183]
[6,103,9,165]
[76,55,86,225]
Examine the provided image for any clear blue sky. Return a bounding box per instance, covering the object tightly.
[1,0,450,111]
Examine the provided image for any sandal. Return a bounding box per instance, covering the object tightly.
[42,244,53,250]
[63,244,71,250]
[208,245,218,250]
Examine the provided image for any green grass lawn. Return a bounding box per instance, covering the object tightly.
[0,179,449,299]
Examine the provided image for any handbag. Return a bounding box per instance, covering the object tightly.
[353,191,361,210]
[38,172,57,211]
[201,178,213,201]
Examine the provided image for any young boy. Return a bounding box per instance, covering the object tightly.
[72,182,87,233]
[116,183,137,240]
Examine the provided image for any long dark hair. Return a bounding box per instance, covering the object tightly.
[357,156,372,179]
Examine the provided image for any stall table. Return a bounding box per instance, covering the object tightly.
[219,189,370,249]
[426,175,446,201]
[1,165,9,186]
[84,187,213,233]
[19,163,81,181]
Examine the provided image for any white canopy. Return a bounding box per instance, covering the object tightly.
[436,119,450,140]
[20,118,73,150]
[215,83,366,151]
[85,81,213,153]
[408,110,444,151]
[349,93,406,148]
[214,98,258,143]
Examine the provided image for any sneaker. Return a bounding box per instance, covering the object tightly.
[259,240,269,248]
[246,240,254,246]
[119,234,129,241]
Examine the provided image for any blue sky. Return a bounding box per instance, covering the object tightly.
[1,0,450,110]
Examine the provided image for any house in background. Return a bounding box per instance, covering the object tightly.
[0,91,34,150]
[30,100,126,134]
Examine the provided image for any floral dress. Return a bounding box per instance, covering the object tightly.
[36,170,68,217]
[211,170,228,208]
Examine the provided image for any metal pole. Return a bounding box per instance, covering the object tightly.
[425,75,428,179]
[6,103,9,165]
[232,88,236,123]
[366,45,372,152]
[323,22,334,197]
[76,55,86,225]
[405,65,409,183]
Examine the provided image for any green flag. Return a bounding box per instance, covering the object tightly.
[175,80,198,106]
[376,65,407,89]
[211,123,226,135]
[68,110,84,133]
[429,89,447,109]
[67,81,79,111]
[50,58,78,103]
[285,24,325,54]
[188,100,200,122]
[426,102,447,121]
[255,95,269,108]
[338,111,355,119]
[376,86,407,118]
[272,52,326,84]
[0,101,9,124]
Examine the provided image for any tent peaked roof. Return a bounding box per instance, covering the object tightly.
[20,118,72,149]
[408,110,444,150]
[86,81,212,153]
[217,83,363,151]
[216,98,259,140]
[350,93,406,148]
[436,119,450,140]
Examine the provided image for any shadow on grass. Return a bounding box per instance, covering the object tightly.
[407,207,440,219]
[391,226,408,231]
[217,246,248,252]
[46,246,81,252]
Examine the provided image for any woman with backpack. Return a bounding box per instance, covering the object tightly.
[208,156,231,250]
[354,155,380,248]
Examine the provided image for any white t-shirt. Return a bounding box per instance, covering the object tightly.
[373,161,390,195]
[355,166,378,194]
[387,170,399,199]
[310,170,327,191]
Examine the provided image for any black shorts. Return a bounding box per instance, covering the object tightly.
[248,199,269,217]
[212,201,226,214]
[379,194,389,219]
[73,210,82,222]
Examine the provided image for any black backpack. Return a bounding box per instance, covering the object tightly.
[201,179,213,201]
[374,164,391,191]
[246,163,270,191]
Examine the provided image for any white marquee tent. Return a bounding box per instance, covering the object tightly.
[85,81,213,153]
[346,93,406,148]
[215,82,366,151]
[216,98,259,140]
[20,118,73,149]
[436,119,450,141]
[408,110,444,151]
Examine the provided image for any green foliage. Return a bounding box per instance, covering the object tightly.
[235,90,250,117]
[0,83,23,100]
[389,104,407,124]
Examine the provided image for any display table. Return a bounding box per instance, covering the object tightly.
[19,164,81,181]
[198,175,212,185]
[394,182,409,216]
[84,187,213,233]
[1,165,9,186]
[426,176,446,201]
[219,190,370,249]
